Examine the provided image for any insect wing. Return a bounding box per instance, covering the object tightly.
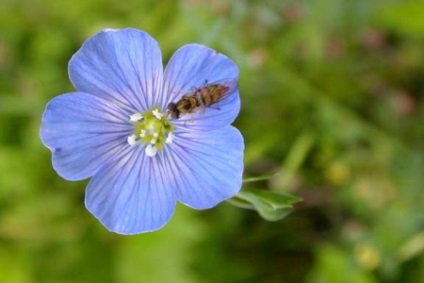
[208,78,238,95]
[202,78,238,103]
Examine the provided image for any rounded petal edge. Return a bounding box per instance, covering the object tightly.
[40,92,131,181]
[166,126,244,209]
[69,28,164,112]
[85,146,177,234]
[163,44,240,129]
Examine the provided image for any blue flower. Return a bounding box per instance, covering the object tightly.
[40,28,244,234]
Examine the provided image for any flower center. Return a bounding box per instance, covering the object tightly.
[127,108,174,157]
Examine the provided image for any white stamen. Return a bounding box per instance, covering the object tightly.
[140,130,146,138]
[166,132,174,144]
[152,109,164,120]
[130,113,143,122]
[127,134,137,146]
[153,132,159,138]
[150,138,157,144]
[145,144,158,157]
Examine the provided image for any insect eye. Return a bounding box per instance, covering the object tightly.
[167,103,176,111]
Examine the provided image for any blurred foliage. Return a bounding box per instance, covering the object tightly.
[1,0,423,282]
[229,188,301,221]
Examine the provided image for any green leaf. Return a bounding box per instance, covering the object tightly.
[242,174,275,183]
[228,188,302,221]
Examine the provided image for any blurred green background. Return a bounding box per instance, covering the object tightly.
[1,0,424,282]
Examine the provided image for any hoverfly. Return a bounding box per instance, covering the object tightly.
[167,78,238,119]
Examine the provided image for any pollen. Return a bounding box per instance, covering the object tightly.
[130,113,143,122]
[127,107,174,157]
[127,134,137,146]
[152,109,164,120]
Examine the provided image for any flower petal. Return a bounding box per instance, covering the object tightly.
[69,28,163,112]
[85,146,177,234]
[165,126,244,209]
[40,92,131,181]
[163,44,240,130]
